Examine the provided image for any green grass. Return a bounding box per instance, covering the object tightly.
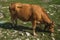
[0,0,60,40]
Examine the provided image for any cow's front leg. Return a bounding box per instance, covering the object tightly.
[32,20,37,36]
[49,26,54,36]
[44,24,49,31]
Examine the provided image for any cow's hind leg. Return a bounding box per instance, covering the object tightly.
[14,18,17,27]
[11,16,14,27]
[11,16,17,27]
[32,20,37,36]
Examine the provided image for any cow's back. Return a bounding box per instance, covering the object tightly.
[9,3,52,23]
[9,3,32,21]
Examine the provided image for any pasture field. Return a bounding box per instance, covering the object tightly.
[0,0,60,40]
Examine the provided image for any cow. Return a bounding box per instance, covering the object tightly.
[9,3,54,36]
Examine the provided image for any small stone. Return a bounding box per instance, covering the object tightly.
[36,38,40,40]
[19,32,24,36]
[23,22,27,24]
[49,5,54,7]
[7,33,9,36]
[0,32,2,35]
[47,11,50,13]
[42,33,45,36]
[14,38,21,40]
[4,36,6,38]
[57,29,60,31]
[0,13,4,19]
[25,38,29,40]
[12,35,14,37]
[50,13,54,15]
[14,30,18,33]
[51,37,55,40]
[51,33,54,37]
[26,32,30,36]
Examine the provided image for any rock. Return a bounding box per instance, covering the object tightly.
[51,37,55,40]
[25,38,29,40]
[42,33,45,36]
[4,36,7,39]
[23,22,27,24]
[0,0,7,2]
[19,32,24,36]
[57,29,60,31]
[47,11,50,13]
[54,5,60,8]
[13,30,18,34]
[36,38,40,40]
[26,32,31,36]
[2,6,9,9]
[13,38,21,40]
[0,12,4,19]
[50,13,54,15]
[49,5,54,7]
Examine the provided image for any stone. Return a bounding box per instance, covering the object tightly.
[0,12,4,19]
[26,32,31,36]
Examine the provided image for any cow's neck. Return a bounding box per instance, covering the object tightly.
[42,13,52,24]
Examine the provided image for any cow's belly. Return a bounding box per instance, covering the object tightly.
[17,16,28,21]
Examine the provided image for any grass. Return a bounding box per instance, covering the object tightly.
[0,0,60,40]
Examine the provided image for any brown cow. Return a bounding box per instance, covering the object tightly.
[9,3,54,36]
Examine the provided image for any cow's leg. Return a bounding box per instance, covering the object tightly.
[11,16,15,27]
[14,18,17,27]
[44,25,47,31]
[49,26,54,36]
[11,16,17,27]
[44,24,49,31]
[32,20,37,36]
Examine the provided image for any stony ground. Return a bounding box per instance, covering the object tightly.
[0,0,60,40]
[0,21,56,40]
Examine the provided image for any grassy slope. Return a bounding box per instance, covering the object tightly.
[0,0,60,40]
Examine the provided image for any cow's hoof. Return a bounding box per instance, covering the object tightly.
[33,33,38,37]
[50,33,54,37]
[51,33,54,36]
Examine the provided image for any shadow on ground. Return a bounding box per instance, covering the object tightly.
[0,22,49,33]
